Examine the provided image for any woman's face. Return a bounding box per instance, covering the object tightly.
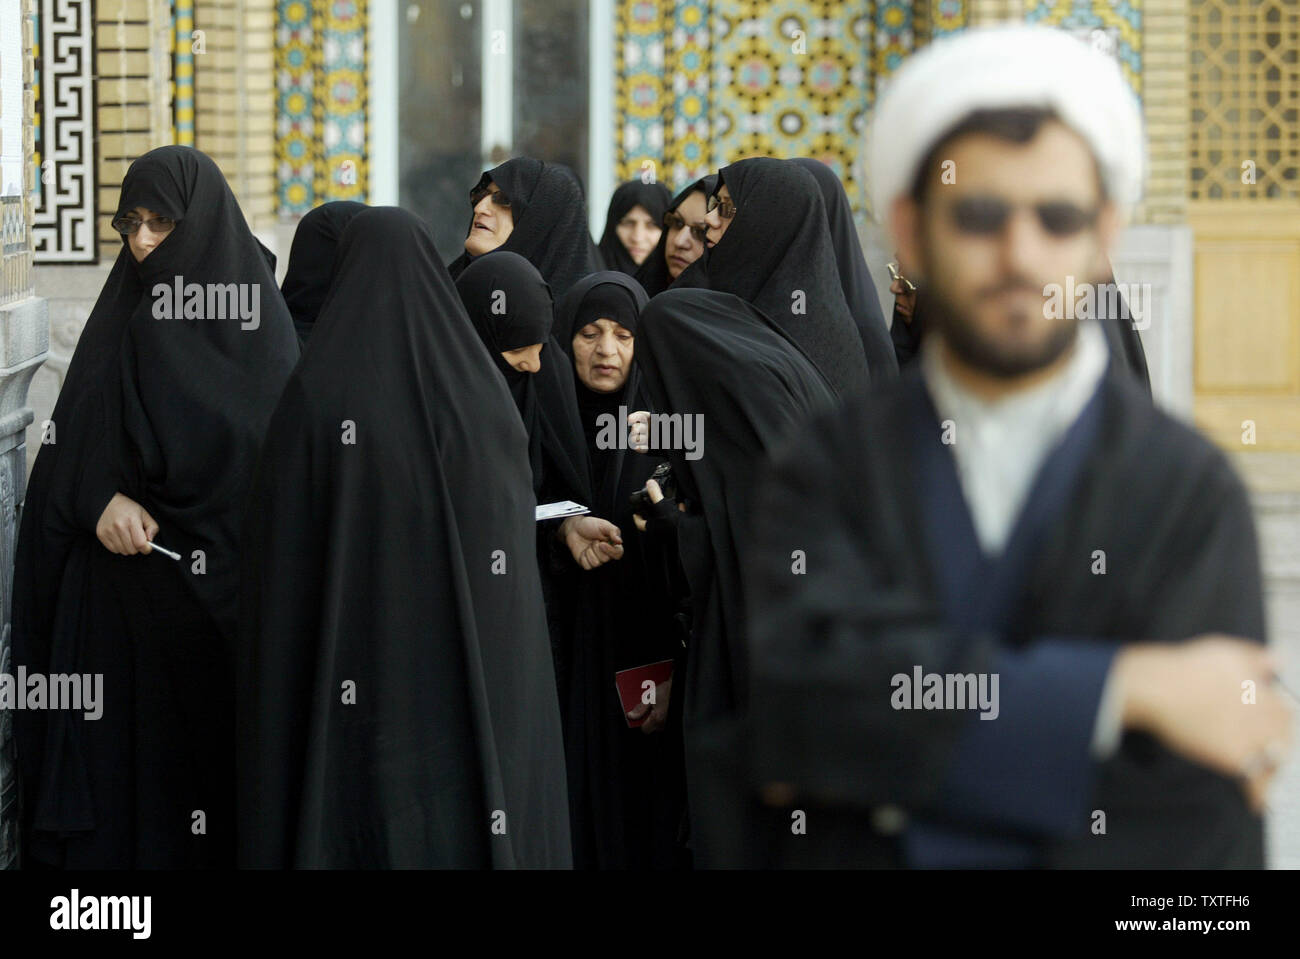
[664,192,708,279]
[703,183,735,248]
[123,207,174,262]
[615,204,661,265]
[501,343,543,374]
[464,182,515,256]
[572,318,633,392]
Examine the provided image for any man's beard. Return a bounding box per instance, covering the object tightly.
[925,278,1080,379]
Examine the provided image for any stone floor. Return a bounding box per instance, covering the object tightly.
[1229,452,1300,868]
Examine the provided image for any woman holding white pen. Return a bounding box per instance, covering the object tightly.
[11,146,299,869]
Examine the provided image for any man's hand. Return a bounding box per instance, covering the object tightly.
[626,677,672,734]
[1115,636,1293,812]
[560,515,624,570]
[96,492,160,556]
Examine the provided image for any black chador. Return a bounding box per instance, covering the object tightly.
[553,272,688,869]
[453,251,589,507]
[12,145,300,868]
[447,157,599,300]
[238,208,571,868]
[634,287,839,867]
[597,180,672,276]
[672,158,872,396]
[280,200,367,344]
[634,175,717,298]
[792,158,898,382]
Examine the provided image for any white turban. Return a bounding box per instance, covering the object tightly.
[868,23,1147,220]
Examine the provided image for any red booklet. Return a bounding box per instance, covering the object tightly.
[614,660,675,728]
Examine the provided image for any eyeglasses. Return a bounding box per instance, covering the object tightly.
[112,215,175,236]
[663,211,708,245]
[470,184,512,209]
[886,261,916,293]
[705,193,736,220]
[946,196,1101,238]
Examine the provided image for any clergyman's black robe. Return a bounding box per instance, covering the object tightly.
[237,207,571,868]
[700,362,1265,868]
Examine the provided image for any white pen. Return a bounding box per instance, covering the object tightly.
[145,541,181,561]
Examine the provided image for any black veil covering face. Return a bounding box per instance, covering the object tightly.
[597,179,672,276]
[634,287,839,866]
[238,208,571,868]
[673,158,871,397]
[280,200,367,344]
[446,156,599,300]
[791,158,898,381]
[552,272,688,869]
[634,174,717,298]
[454,251,589,506]
[12,144,300,867]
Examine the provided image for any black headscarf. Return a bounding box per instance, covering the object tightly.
[635,287,839,735]
[634,175,717,298]
[280,200,367,344]
[446,156,599,300]
[238,207,571,868]
[597,180,672,276]
[673,158,870,397]
[791,158,898,382]
[555,272,653,510]
[454,250,590,505]
[13,145,299,865]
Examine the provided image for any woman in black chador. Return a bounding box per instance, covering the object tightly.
[280,200,367,345]
[634,175,716,297]
[12,145,300,868]
[634,286,839,868]
[238,208,571,868]
[597,179,671,276]
[447,156,599,300]
[553,272,689,870]
[676,157,875,394]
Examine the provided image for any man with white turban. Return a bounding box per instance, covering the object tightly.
[695,24,1290,869]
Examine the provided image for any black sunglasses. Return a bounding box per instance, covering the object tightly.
[663,211,707,245]
[112,215,176,236]
[946,196,1100,237]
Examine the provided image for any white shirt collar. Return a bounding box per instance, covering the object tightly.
[920,319,1110,555]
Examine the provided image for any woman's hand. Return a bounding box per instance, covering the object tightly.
[633,479,686,532]
[96,492,160,555]
[560,515,624,570]
[626,678,672,734]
